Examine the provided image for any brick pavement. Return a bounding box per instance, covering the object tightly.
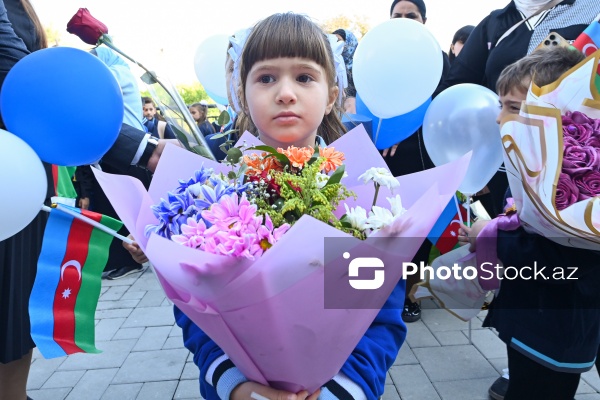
[27,269,600,400]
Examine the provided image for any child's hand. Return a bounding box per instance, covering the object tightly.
[458,220,491,252]
[122,235,148,264]
[231,382,320,400]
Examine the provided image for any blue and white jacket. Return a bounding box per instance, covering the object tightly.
[174,279,406,400]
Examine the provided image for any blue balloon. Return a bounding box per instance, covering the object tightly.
[0,47,123,166]
[356,94,431,150]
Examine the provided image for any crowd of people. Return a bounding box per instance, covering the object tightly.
[2,0,600,399]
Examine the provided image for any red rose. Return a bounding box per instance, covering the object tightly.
[66,8,108,45]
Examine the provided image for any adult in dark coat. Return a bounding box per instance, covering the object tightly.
[0,2,170,396]
[384,0,451,323]
[436,0,600,218]
[0,1,51,398]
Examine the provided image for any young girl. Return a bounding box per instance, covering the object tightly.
[175,13,407,400]
[189,101,216,137]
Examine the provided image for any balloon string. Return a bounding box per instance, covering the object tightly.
[374,118,383,145]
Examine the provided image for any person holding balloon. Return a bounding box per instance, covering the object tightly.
[0,1,52,398]
[435,0,600,219]
[351,0,450,322]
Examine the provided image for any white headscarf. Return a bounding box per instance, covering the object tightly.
[513,0,553,17]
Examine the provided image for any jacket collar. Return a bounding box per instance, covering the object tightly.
[498,0,576,17]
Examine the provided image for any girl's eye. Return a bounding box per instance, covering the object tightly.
[297,74,313,83]
[259,75,275,84]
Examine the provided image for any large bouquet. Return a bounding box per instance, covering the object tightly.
[410,50,600,321]
[93,125,469,392]
[500,49,600,249]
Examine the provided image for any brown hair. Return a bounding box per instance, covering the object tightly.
[239,13,345,144]
[190,102,209,124]
[21,0,47,50]
[496,46,586,96]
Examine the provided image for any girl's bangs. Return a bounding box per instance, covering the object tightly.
[242,14,332,75]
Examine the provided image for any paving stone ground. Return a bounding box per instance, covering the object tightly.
[28,269,600,400]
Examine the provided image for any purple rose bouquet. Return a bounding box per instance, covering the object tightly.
[557,111,600,210]
[499,50,600,249]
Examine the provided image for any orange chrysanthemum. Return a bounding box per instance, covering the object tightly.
[277,146,314,168]
[319,146,345,173]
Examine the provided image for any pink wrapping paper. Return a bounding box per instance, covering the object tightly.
[93,125,470,392]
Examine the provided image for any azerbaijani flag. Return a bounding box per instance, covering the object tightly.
[427,196,468,254]
[573,19,600,57]
[573,17,600,89]
[29,205,123,358]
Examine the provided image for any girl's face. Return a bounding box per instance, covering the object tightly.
[189,106,206,122]
[189,107,201,122]
[245,57,337,149]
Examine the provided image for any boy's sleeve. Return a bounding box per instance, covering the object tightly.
[174,306,248,400]
[321,280,407,400]
[163,122,176,139]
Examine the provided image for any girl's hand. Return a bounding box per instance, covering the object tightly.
[231,382,320,400]
[458,220,491,252]
[122,235,148,264]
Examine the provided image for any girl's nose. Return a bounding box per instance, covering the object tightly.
[276,79,297,104]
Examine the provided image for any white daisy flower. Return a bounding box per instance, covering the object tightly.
[344,204,369,230]
[387,194,407,218]
[365,206,395,231]
[358,167,399,191]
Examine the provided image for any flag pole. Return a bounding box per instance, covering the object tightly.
[41,204,133,245]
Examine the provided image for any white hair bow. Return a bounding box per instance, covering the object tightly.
[228,28,251,113]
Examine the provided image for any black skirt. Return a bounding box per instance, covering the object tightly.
[0,210,48,363]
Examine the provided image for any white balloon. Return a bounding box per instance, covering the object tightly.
[423,84,503,195]
[353,19,443,119]
[0,129,47,241]
[194,34,230,104]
